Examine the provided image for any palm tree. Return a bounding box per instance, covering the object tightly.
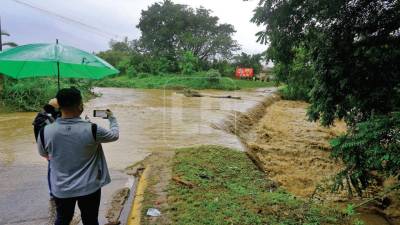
[0,31,17,91]
[1,31,17,50]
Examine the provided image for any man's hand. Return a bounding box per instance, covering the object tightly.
[106,109,113,118]
[48,98,59,109]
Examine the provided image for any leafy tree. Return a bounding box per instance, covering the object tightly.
[211,59,235,76]
[178,51,198,75]
[252,0,400,192]
[109,37,132,53]
[97,50,129,71]
[331,113,400,196]
[275,47,314,101]
[137,0,239,62]
[146,56,170,75]
[252,0,400,126]
[97,37,133,70]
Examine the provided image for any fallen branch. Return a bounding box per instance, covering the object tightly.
[208,95,241,100]
[172,176,195,188]
[179,89,241,99]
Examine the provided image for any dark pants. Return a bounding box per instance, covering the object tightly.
[54,189,101,225]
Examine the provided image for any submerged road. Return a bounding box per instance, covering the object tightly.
[0,87,275,224]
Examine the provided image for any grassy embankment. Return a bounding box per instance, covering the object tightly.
[140,146,353,225]
[95,72,274,90]
[0,78,94,112]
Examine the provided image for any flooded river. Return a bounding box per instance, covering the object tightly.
[0,87,275,225]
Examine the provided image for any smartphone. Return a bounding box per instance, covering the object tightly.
[93,110,108,119]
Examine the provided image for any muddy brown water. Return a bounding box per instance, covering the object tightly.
[0,87,275,225]
[238,100,393,225]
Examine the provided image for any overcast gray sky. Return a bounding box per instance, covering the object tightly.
[1,0,266,54]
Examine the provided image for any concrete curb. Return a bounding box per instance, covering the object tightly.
[126,165,151,225]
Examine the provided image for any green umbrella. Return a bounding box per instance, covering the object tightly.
[0,41,119,89]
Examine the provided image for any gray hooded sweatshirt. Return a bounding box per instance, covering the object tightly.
[37,116,119,198]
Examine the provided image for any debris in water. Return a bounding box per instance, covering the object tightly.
[179,88,241,99]
[146,208,161,217]
[181,89,203,97]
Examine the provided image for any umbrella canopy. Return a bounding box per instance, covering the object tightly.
[0,43,119,87]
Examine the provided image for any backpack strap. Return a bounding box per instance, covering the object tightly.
[39,127,45,149]
[91,123,98,141]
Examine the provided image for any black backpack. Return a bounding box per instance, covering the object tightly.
[33,112,55,142]
[33,104,62,141]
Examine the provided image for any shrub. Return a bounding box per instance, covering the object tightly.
[212,60,235,76]
[331,112,400,196]
[126,66,138,78]
[1,78,93,111]
[116,57,131,74]
[206,69,221,85]
[148,57,171,75]
[274,47,314,101]
[137,72,151,79]
[179,51,198,75]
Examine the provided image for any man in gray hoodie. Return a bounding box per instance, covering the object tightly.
[37,87,119,225]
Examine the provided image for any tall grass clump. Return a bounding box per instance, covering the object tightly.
[0,78,94,111]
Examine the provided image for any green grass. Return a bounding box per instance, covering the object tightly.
[94,72,274,90]
[161,146,350,225]
[0,77,94,112]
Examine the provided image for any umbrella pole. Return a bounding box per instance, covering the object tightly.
[57,61,60,91]
[56,39,60,91]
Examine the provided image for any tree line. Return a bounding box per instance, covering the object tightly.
[98,0,264,77]
[252,0,400,195]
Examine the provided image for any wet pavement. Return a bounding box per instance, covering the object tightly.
[0,87,274,225]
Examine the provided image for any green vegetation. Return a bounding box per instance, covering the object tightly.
[274,47,314,101]
[157,146,350,225]
[97,1,265,81]
[137,0,239,65]
[331,113,400,196]
[252,0,400,192]
[95,72,273,90]
[0,78,94,111]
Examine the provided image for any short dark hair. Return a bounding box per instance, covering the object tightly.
[56,87,82,109]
